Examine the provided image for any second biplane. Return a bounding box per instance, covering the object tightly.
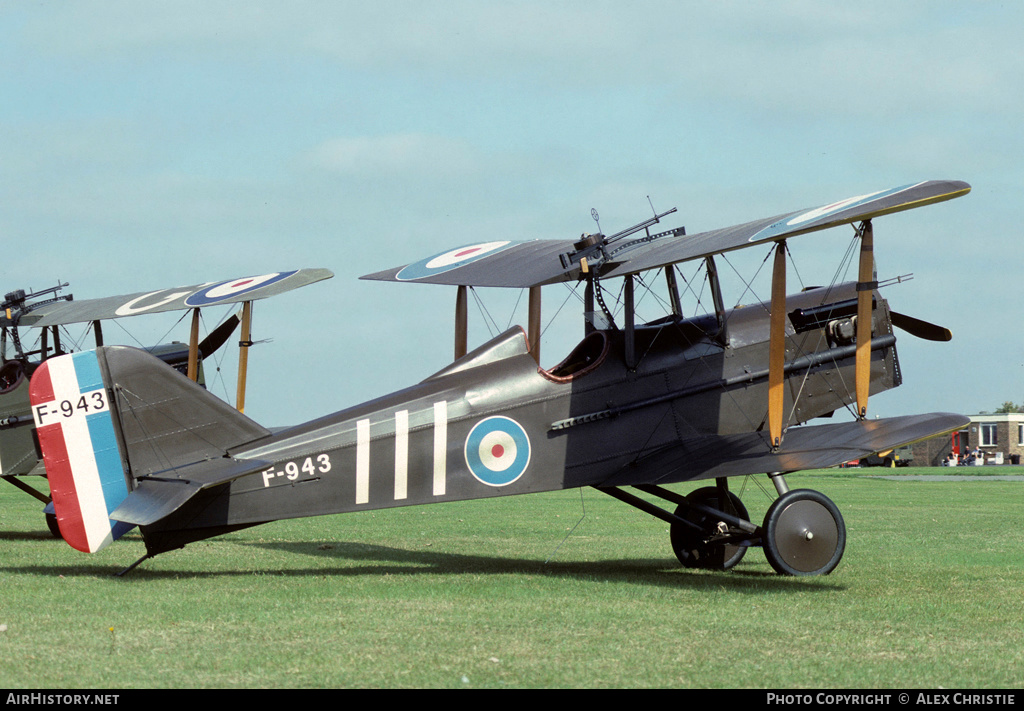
[1,270,333,533]
[30,180,970,576]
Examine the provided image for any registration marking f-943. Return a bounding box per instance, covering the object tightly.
[261,454,332,488]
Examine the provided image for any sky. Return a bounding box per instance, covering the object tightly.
[1,1,1021,427]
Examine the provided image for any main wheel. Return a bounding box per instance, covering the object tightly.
[762,489,845,576]
[671,487,749,570]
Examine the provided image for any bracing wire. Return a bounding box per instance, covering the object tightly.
[469,286,500,339]
[545,487,588,564]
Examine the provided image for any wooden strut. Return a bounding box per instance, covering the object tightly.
[528,285,541,365]
[768,241,787,450]
[236,301,252,413]
[187,308,200,382]
[855,220,874,419]
[583,277,595,335]
[705,256,727,341]
[454,285,468,361]
[665,265,683,317]
[624,275,636,369]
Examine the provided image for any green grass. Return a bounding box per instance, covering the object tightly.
[1,469,1022,688]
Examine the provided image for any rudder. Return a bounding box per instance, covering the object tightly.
[30,351,133,552]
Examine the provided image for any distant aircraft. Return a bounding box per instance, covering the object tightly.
[1,270,332,534]
[30,181,969,576]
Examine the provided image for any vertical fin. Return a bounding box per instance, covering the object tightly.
[30,351,133,553]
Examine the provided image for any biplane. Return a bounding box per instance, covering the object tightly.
[30,180,970,576]
[1,270,332,533]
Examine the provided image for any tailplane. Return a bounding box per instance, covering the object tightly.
[30,346,271,553]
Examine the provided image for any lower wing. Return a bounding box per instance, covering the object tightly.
[598,412,968,487]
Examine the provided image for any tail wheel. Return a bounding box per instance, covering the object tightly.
[671,487,749,570]
[762,489,845,576]
[45,512,63,539]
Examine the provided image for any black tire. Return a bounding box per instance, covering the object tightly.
[45,512,63,539]
[762,489,845,576]
[671,486,749,570]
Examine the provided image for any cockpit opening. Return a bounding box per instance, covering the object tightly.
[541,331,609,383]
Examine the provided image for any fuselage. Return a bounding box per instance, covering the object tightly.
[140,280,900,549]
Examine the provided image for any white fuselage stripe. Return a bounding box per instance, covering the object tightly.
[394,410,408,500]
[356,419,370,504]
[354,401,448,505]
[433,401,447,496]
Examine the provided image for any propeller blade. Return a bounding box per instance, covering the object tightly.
[198,313,242,358]
[891,311,952,342]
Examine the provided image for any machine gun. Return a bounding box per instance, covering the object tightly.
[1,283,72,361]
[559,206,684,273]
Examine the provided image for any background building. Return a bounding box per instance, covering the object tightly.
[910,413,1024,466]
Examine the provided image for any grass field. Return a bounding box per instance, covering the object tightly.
[1,468,1021,689]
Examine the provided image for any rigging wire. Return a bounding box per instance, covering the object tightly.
[468,286,500,339]
[106,309,190,351]
[505,288,525,332]
[785,231,864,424]
[199,306,240,406]
[544,487,588,564]
[542,281,584,341]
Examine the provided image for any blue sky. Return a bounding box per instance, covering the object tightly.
[2,2,1020,426]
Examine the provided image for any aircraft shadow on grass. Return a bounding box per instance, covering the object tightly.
[239,538,842,591]
[0,546,844,594]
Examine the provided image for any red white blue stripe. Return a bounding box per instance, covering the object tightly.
[30,351,132,553]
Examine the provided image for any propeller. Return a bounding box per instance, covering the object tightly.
[198,313,242,358]
[890,311,952,342]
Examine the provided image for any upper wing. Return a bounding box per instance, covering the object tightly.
[361,180,970,288]
[603,179,970,278]
[24,268,333,328]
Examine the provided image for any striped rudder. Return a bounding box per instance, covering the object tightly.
[30,351,133,553]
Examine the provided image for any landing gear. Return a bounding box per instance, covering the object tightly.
[670,486,749,570]
[595,476,846,577]
[761,489,845,576]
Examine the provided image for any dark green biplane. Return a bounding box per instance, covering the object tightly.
[1,270,332,533]
[29,181,969,576]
